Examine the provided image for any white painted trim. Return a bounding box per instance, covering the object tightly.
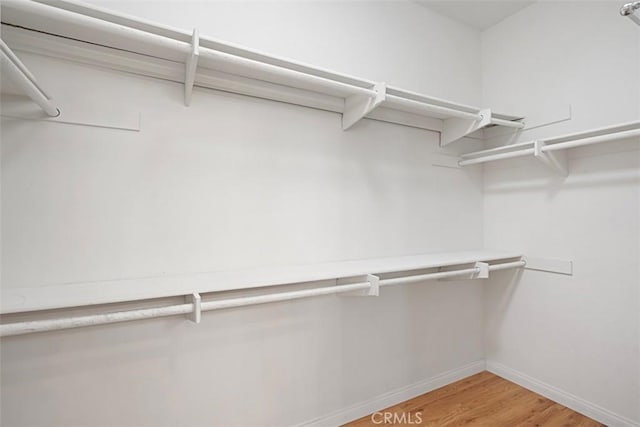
[297,360,639,427]
[296,360,486,427]
[486,361,640,427]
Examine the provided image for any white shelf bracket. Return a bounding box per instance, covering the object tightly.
[472,262,489,279]
[184,28,199,106]
[338,274,380,297]
[534,140,568,176]
[365,274,380,296]
[441,108,492,146]
[186,292,201,323]
[342,82,386,130]
[523,257,573,275]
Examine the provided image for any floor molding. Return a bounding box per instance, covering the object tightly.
[297,359,486,427]
[486,360,640,427]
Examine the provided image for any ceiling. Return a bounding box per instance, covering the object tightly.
[416,0,535,30]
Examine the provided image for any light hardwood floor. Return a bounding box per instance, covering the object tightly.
[345,371,605,426]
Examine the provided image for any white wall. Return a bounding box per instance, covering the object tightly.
[1,2,486,426]
[482,1,640,424]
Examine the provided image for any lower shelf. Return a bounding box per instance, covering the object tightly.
[0,250,525,336]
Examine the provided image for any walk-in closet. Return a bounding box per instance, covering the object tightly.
[1,0,639,425]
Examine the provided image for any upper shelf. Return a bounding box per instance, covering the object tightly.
[0,250,523,314]
[0,0,524,145]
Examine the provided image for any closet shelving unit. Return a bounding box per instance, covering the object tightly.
[1,251,526,336]
[0,1,533,338]
[458,121,640,175]
[1,1,627,337]
[0,0,525,145]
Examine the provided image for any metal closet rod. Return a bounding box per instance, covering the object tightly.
[0,38,59,117]
[0,260,526,337]
[459,128,640,167]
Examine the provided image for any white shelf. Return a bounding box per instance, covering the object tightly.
[1,250,522,314]
[458,120,640,174]
[460,121,640,160]
[0,0,524,144]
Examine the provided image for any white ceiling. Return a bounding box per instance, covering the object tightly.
[416,0,535,30]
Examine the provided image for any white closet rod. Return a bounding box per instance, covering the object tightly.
[0,261,525,337]
[379,266,479,287]
[196,46,378,99]
[459,128,640,166]
[2,0,376,99]
[621,1,640,25]
[0,38,59,116]
[384,94,482,121]
[485,261,526,271]
[543,129,640,151]
[0,38,48,96]
[491,117,525,129]
[460,148,535,166]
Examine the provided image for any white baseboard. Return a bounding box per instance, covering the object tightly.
[296,359,639,427]
[297,360,486,427]
[486,360,640,427]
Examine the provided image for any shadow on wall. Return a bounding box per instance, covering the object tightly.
[483,268,524,355]
[483,139,640,195]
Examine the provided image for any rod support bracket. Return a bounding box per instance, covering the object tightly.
[366,274,380,296]
[534,140,568,176]
[473,262,490,279]
[338,274,380,297]
[186,292,201,323]
[184,28,200,106]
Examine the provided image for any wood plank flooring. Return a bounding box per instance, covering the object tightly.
[345,371,604,426]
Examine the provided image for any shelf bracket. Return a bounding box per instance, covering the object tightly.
[534,140,568,176]
[186,292,201,323]
[441,108,492,146]
[338,274,380,297]
[342,82,386,130]
[365,274,380,296]
[184,28,199,106]
[523,257,573,275]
